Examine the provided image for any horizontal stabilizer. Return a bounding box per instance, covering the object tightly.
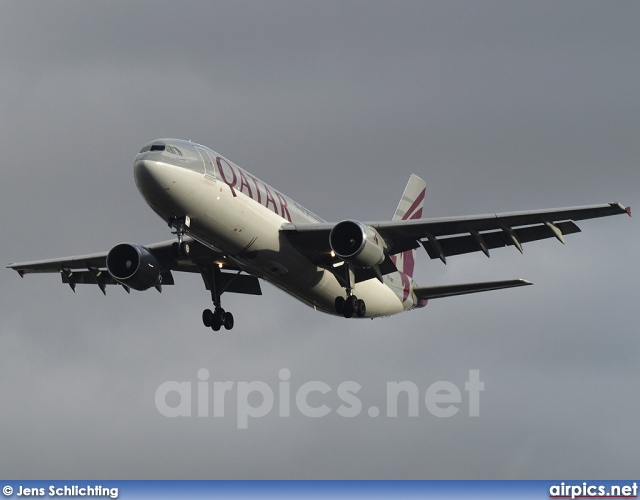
[414,279,532,300]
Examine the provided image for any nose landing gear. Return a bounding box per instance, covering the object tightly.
[169,215,191,258]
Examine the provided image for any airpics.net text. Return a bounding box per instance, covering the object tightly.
[155,369,484,429]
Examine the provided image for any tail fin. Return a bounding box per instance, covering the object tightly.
[391,174,426,280]
[393,174,426,221]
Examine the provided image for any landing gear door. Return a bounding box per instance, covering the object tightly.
[195,147,217,181]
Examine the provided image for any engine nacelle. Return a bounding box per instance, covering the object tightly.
[329,220,386,268]
[106,243,162,291]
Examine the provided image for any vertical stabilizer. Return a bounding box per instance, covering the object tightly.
[391,174,426,280]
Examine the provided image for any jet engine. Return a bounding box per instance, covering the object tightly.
[329,220,386,268]
[106,243,162,291]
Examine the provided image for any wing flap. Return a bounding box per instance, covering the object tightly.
[199,269,262,296]
[374,202,628,258]
[60,269,175,287]
[222,274,262,295]
[421,221,581,260]
[281,203,628,264]
[60,270,118,286]
[414,279,532,300]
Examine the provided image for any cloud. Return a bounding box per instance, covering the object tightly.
[1,1,638,479]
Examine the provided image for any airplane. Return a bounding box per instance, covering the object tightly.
[8,139,631,330]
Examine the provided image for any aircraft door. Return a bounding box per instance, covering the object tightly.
[195,147,217,181]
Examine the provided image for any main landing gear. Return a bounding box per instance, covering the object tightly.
[202,307,234,331]
[335,295,366,318]
[167,214,235,331]
[201,264,236,331]
[334,262,366,318]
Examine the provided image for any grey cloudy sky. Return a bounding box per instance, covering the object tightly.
[1,1,638,479]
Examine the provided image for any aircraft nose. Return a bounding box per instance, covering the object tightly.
[134,158,157,189]
[133,157,176,202]
[133,155,185,214]
[134,156,178,189]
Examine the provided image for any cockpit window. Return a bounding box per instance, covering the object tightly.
[140,143,182,155]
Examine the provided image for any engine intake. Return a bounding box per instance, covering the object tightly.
[106,243,162,291]
[329,220,386,268]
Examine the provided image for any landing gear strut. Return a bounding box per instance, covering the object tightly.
[201,265,235,331]
[334,262,366,318]
[167,215,236,330]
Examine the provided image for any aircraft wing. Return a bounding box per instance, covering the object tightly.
[282,202,630,264]
[7,238,262,296]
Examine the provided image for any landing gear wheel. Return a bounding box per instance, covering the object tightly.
[343,295,358,319]
[356,299,366,318]
[224,312,234,330]
[213,308,225,323]
[179,241,190,257]
[346,295,358,311]
[202,308,213,327]
[210,308,225,331]
[173,241,191,257]
[335,296,345,315]
[205,264,239,331]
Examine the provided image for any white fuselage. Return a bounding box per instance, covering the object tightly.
[134,139,419,318]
